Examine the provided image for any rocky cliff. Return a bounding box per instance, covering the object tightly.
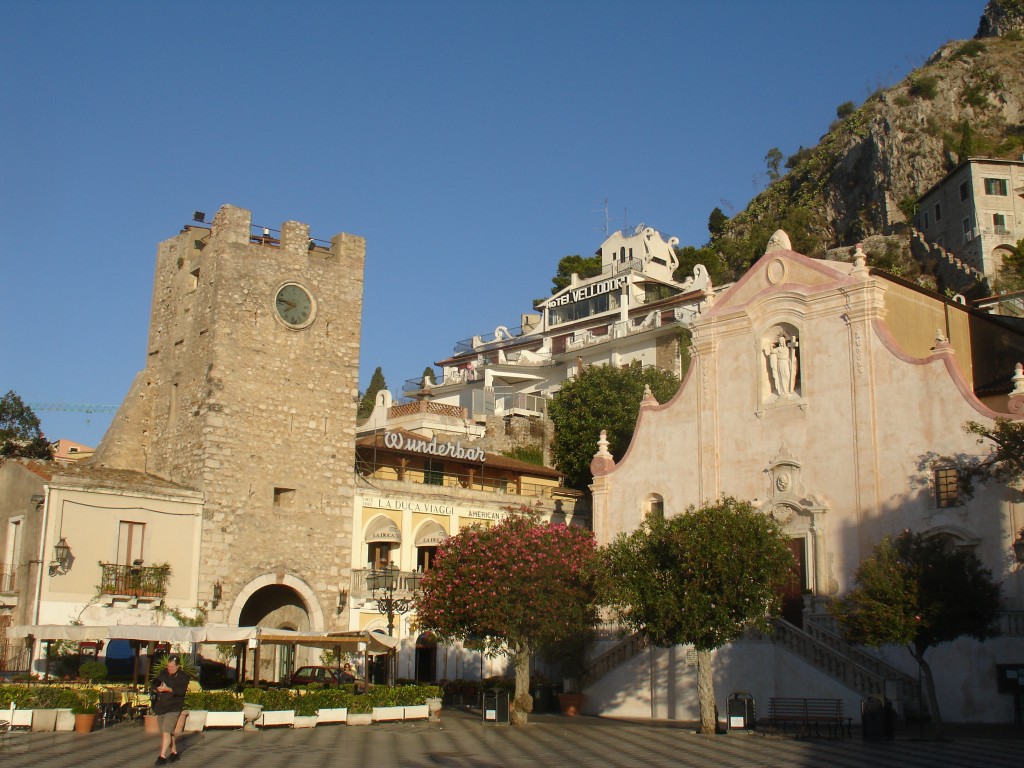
[716,1,1024,279]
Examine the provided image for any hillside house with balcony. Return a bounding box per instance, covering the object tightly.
[915,157,1024,293]
[405,225,723,428]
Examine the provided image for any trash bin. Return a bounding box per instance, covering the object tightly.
[727,691,755,732]
[482,687,509,725]
[861,694,894,740]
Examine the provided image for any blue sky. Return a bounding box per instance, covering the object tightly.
[1,1,983,447]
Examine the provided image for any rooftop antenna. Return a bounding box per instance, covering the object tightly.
[623,207,629,232]
[593,198,609,236]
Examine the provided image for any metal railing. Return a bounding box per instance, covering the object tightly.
[580,631,650,688]
[350,568,423,599]
[98,563,170,598]
[355,459,566,499]
[0,644,30,674]
[771,618,919,699]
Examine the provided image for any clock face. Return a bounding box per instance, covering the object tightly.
[274,283,315,328]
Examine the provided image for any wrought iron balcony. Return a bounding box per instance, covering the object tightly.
[99,562,170,598]
[350,567,422,599]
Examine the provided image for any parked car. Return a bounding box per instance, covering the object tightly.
[289,666,346,686]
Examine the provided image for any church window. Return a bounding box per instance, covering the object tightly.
[935,467,960,508]
[644,494,664,520]
[273,487,296,508]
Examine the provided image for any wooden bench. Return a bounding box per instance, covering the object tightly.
[766,697,851,738]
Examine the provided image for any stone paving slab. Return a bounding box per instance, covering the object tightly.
[1,710,1021,768]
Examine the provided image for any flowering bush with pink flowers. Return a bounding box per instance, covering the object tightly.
[414,507,600,724]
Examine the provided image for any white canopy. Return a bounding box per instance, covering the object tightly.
[9,624,399,653]
[6,624,107,641]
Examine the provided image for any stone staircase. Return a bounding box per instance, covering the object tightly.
[579,629,649,688]
[772,616,919,701]
[581,616,919,704]
[909,228,991,297]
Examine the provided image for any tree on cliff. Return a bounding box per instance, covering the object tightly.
[832,531,1001,739]
[356,367,388,421]
[547,253,603,295]
[602,497,794,734]
[548,362,679,490]
[0,391,53,459]
[413,509,600,725]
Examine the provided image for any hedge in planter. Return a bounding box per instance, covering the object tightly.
[184,691,243,712]
[242,687,296,711]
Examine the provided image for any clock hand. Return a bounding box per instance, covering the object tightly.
[278,299,296,310]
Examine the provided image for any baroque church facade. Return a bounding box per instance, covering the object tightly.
[588,233,1024,724]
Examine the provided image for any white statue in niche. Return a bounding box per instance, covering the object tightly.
[763,332,800,400]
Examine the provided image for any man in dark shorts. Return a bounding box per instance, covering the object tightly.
[152,655,188,764]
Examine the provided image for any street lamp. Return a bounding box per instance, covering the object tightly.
[368,562,424,685]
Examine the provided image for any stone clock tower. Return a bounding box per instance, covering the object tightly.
[93,204,364,633]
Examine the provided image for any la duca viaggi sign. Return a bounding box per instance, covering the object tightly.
[383,431,486,462]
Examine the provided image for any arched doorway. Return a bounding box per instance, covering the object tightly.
[237,583,313,684]
[415,632,437,682]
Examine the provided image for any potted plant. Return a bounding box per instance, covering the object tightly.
[198,691,244,729]
[346,688,373,726]
[550,631,592,717]
[314,686,351,725]
[293,691,319,728]
[244,687,295,727]
[78,660,108,684]
[181,690,208,732]
[0,684,35,728]
[73,689,99,733]
[369,685,404,722]
[28,685,73,732]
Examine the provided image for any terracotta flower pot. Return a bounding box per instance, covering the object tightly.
[74,713,97,733]
[557,693,584,717]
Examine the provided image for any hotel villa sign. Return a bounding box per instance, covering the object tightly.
[547,275,628,307]
[383,431,487,462]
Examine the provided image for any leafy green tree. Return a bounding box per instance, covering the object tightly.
[548,363,680,490]
[549,253,603,295]
[414,509,600,724]
[961,417,1024,492]
[833,531,1001,738]
[764,147,783,182]
[995,239,1024,292]
[836,101,856,119]
[673,245,730,287]
[0,391,53,459]
[421,366,436,387]
[356,367,387,421]
[603,497,794,734]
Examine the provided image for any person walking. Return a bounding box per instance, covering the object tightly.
[152,654,188,764]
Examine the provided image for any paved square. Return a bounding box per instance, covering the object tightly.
[2,710,1021,768]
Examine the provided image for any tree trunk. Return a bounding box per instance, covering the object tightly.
[696,649,717,735]
[511,646,533,726]
[911,646,944,741]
